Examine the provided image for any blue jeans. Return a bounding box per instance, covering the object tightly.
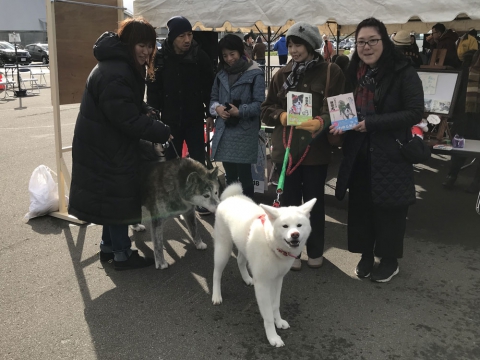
[101,225,132,261]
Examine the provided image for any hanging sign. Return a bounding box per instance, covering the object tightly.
[9,33,21,43]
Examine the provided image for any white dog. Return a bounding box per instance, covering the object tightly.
[212,183,316,347]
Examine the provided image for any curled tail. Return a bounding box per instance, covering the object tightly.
[220,183,243,201]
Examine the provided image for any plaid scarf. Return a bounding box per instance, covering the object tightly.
[283,56,319,90]
[466,51,480,113]
[355,63,378,118]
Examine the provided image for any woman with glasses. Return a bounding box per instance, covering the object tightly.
[330,17,424,283]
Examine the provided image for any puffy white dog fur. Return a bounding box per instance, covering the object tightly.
[212,183,316,347]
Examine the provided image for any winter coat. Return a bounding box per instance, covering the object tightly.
[457,34,479,62]
[253,42,266,60]
[261,58,345,165]
[68,32,171,225]
[146,39,214,131]
[210,62,265,164]
[273,37,288,56]
[429,29,460,68]
[335,59,424,208]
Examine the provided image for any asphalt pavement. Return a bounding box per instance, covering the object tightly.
[0,68,479,360]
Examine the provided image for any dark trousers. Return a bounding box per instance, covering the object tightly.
[101,225,132,261]
[347,160,408,259]
[223,162,254,198]
[278,55,288,65]
[282,164,328,259]
[167,124,205,165]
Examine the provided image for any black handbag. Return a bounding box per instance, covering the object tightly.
[395,135,431,164]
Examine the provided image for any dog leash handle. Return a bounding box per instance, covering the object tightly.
[273,147,290,207]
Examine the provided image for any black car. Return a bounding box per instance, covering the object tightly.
[0,41,31,66]
[26,43,49,64]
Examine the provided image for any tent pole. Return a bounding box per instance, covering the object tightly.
[337,24,341,56]
[267,26,271,87]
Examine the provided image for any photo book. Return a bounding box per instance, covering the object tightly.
[287,91,312,126]
[327,92,358,131]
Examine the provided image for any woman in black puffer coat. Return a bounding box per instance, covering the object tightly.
[330,18,424,283]
[69,18,171,270]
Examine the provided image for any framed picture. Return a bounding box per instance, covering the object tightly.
[417,69,462,118]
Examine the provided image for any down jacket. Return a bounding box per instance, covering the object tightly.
[210,62,265,164]
[69,32,171,225]
[261,58,345,165]
[335,59,424,208]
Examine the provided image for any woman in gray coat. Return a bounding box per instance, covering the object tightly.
[210,34,265,198]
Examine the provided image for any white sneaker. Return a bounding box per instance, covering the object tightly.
[290,258,302,271]
[307,256,324,268]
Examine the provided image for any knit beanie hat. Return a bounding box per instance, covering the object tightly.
[286,22,323,50]
[167,16,192,41]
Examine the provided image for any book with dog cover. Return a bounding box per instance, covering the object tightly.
[327,92,358,131]
[287,91,313,126]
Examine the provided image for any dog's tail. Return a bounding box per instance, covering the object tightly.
[220,183,243,201]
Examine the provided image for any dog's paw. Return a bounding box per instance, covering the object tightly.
[244,277,253,286]
[212,294,223,305]
[268,335,285,347]
[195,241,207,250]
[130,224,146,232]
[275,319,290,329]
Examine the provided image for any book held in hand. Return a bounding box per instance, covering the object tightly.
[287,91,312,126]
[327,92,358,131]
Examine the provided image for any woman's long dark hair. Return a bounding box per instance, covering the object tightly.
[347,17,404,86]
[217,34,246,69]
[117,17,157,79]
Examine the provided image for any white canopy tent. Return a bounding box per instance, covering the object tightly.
[134,0,480,34]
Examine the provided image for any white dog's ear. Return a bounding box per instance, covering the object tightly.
[259,204,281,221]
[299,198,317,215]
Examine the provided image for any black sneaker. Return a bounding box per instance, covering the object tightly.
[196,206,211,215]
[99,251,114,262]
[99,249,138,263]
[355,255,375,278]
[114,251,154,271]
[442,175,457,190]
[370,258,399,283]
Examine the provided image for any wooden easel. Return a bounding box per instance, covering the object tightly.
[420,49,448,70]
[420,49,453,140]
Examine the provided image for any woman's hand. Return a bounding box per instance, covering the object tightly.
[352,120,367,133]
[227,104,239,117]
[216,105,230,120]
[329,124,344,136]
[296,118,323,133]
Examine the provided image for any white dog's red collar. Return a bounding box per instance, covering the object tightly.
[277,248,297,258]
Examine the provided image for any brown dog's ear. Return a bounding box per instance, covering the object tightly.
[186,172,201,187]
[209,167,219,179]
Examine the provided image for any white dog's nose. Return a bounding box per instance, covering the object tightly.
[291,232,299,239]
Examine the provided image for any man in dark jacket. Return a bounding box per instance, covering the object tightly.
[147,16,214,166]
[427,23,460,68]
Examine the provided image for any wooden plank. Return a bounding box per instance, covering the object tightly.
[55,0,119,105]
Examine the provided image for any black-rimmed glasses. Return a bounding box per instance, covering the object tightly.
[356,39,382,47]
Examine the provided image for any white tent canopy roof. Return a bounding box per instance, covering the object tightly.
[134,0,480,31]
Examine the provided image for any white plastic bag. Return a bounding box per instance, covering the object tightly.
[24,165,59,222]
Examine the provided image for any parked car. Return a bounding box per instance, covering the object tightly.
[25,43,49,64]
[0,41,31,66]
